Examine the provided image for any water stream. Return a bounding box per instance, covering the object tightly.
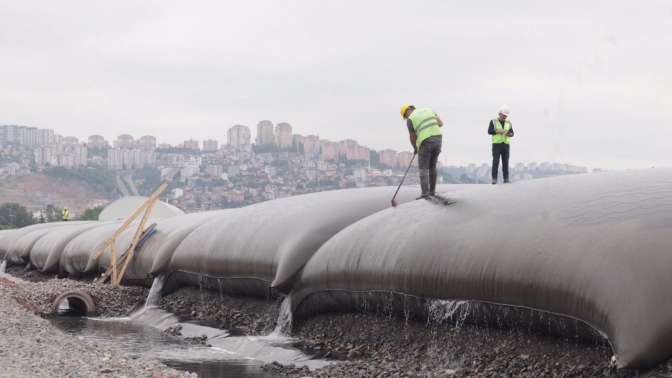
[0,260,6,274]
[270,296,292,337]
[50,277,330,377]
[145,274,166,308]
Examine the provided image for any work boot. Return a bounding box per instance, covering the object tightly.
[491,178,497,185]
[417,169,430,199]
[429,169,437,196]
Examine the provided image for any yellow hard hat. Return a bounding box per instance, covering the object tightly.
[400,104,414,119]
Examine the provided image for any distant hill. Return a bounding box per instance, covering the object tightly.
[0,174,112,214]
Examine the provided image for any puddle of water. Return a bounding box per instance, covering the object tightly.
[50,307,330,377]
[50,316,280,378]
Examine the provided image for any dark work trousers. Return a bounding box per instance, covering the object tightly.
[491,143,510,182]
[418,136,442,195]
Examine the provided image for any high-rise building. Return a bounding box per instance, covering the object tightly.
[34,147,54,167]
[228,125,251,149]
[107,148,123,170]
[397,151,414,168]
[107,147,154,170]
[87,135,108,149]
[138,135,157,151]
[205,164,223,177]
[379,149,398,168]
[1,125,53,146]
[202,139,219,152]
[319,140,339,161]
[301,135,320,159]
[274,122,293,148]
[37,129,54,146]
[20,127,39,146]
[62,136,80,145]
[256,120,275,145]
[114,134,134,149]
[338,139,358,160]
[0,125,19,145]
[183,139,200,150]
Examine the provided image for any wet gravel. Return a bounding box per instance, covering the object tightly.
[5,265,148,317]
[6,267,672,377]
[157,287,672,377]
[0,275,195,378]
[159,287,280,335]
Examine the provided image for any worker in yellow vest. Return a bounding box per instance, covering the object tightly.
[62,207,70,221]
[489,105,515,184]
[400,104,443,199]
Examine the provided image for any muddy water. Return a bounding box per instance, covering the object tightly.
[50,315,303,378]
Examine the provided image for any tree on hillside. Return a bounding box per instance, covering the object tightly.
[0,203,35,229]
[78,206,104,221]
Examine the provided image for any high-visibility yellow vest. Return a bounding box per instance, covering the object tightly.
[62,208,70,221]
[409,108,442,148]
[491,118,511,144]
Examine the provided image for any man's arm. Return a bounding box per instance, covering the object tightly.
[488,120,496,135]
[507,123,514,137]
[436,117,443,127]
[407,119,417,153]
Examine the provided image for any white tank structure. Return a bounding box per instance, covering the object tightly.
[98,196,184,222]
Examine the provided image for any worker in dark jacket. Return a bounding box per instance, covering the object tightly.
[488,105,515,184]
[400,104,443,199]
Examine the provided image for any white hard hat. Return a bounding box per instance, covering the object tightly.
[498,105,511,116]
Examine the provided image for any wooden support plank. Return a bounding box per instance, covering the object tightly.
[114,196,158,285]
[92,183,167,262]
[96,183,168,286]
[110,241,118,285]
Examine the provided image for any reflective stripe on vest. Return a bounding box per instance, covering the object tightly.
[409,108,442,148]
[491,118,511,144]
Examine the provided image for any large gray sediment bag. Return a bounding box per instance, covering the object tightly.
[1,222,89,265]
[29,222,100,273]
[60,221,123,276]
[0,230,11,243]
[95,211,226,283]
[291,169,672,369]
[165,186,425,297]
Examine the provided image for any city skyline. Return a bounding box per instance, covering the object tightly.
[1,122,601,172]
[2,2,671,170]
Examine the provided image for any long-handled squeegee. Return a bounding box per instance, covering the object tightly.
[391,152,417,207]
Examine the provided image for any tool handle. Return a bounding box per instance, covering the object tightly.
[391,153,417,204]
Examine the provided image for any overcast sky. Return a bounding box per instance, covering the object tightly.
[1,1,671,169]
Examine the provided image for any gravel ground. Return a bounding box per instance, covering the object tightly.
[157,287,672,377]
[7,267,672,377]
[5,265,148,317]
[159,287,280,335]
[0,276,195,378]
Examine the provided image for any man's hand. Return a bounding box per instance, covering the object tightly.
[496,129,505,135]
